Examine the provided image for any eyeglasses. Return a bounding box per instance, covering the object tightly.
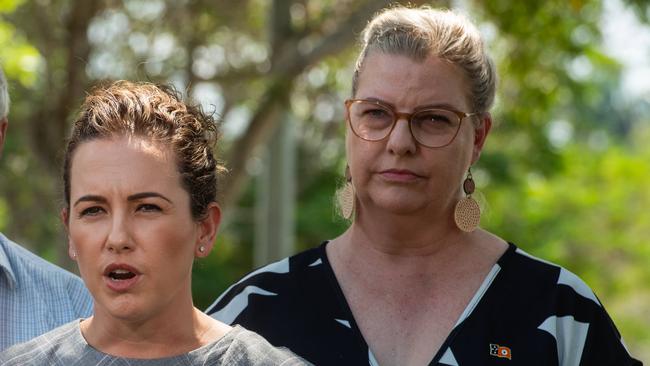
[345,99,479,148]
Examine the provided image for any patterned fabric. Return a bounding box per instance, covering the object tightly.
[207,242,643,366]
[0,232,93,351]
[0,321,310,365]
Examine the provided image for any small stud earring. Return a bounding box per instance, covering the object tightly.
[71,252,77,259]
[198,245,205,253]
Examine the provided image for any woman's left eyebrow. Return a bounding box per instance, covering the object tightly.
[73,195,107,207]
[127,192,172,203]
[416,102,460,111]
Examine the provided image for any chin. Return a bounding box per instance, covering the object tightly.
[371,196,429,215]
[100,296,150,322]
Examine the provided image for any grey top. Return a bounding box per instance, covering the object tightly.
[0,320,309,365]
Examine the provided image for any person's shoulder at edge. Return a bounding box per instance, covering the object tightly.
[503,242,601,304]
[0,232,93,315]
[0,321,80,365]
[503,242,642,365]
[205,242,325,315]
[219,325,312,365]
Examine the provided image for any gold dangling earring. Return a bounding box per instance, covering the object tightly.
[336,165,355,220]
[454,168,481,232]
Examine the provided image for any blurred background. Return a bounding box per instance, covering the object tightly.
[1,0,649,360]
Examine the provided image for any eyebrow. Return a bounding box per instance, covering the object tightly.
[128,192,172,203]
[73,195,107,207]
[415,103,463,112]
[363,97,462,112]
[73,192,172,207]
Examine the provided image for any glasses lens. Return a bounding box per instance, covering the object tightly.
[348,101,394,141]
[410,109,461,147]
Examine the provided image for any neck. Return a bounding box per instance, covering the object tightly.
[82,297,221,358]
[350,204,465,257]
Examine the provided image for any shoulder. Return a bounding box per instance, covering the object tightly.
[1,233,85,288]
[489,243,641,365]
[217,326,311,365]
[207,243,350,362]
[494,243,605,321]
[501,244,601,307]
[0,321,82,365]
[206,244,325,319]
[0,233,93,320]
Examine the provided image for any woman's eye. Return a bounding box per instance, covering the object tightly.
[79,206,104,217]
[364,108,390,119]
[420,112,451,124]
[137,204,161,212]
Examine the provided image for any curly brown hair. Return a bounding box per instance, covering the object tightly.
[63,80,224,220]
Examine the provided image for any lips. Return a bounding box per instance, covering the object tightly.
[103,263,141,292]
[379,168,424,182]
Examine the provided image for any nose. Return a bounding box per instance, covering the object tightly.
[106,214,133,253]
[386,117,417,155]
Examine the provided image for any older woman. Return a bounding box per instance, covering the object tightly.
[207,6,641,366]
[0,81,306,365]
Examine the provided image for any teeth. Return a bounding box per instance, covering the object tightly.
[108,269,136,280]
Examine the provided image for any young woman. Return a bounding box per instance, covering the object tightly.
[0,81,307,365]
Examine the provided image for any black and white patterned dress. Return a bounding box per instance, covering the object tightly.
[207,242,642,365]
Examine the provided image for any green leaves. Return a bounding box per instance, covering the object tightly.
[0,0,25,14]
[0,22,40,86]
[483,132,650,350]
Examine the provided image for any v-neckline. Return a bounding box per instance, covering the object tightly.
[318,241,516,366]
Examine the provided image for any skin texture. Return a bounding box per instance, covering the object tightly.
[347,53,488,223]
[62,136,228,358]
[329,52,507,366]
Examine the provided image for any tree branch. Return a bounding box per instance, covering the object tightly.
[220,0,413,209]
[29,0,104,176]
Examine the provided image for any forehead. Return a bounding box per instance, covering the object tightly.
[356,52,471,110]
[69,136,179,194]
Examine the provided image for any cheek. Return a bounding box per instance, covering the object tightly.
[68,224,101,281]
[346,136,377,174]
[69,222,101,254]
[153,238,196,281]
[149,224,198,258]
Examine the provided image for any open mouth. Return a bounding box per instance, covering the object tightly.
[103,263,140,291]
[104,263,140,280]
[108,269,136,281]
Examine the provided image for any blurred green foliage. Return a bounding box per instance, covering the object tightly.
[0,0,649,360]
[484,123,650,349]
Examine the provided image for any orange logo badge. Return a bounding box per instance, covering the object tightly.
[489,344,512,360]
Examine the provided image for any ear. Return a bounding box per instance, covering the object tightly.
[195,202,222,257]
[471,112,492,165]
[345,102,351,121]
[0,118,8,155]
[61,208,76,261]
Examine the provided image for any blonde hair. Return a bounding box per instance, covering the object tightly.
[63,81,224,219]
[0,66,9,119]
[352,6,497,113]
